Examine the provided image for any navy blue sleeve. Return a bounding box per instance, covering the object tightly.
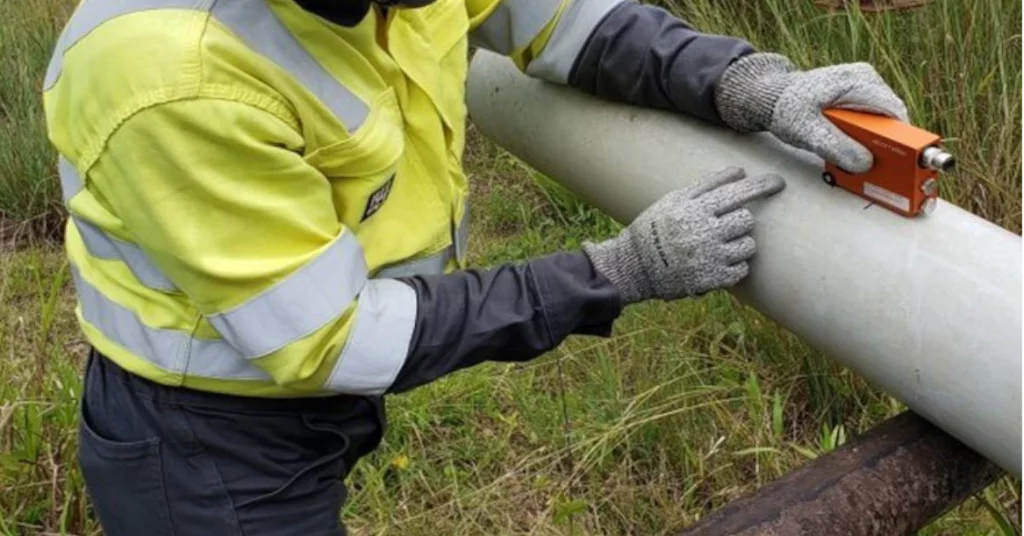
[568,1,756,125]
[387,251,622,393]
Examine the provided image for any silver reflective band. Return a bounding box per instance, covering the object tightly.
[74,260,416,392]
[525,0,625,84]
[44,0,206,90]
[375,250,452,279]
[73,217,179,292]
[454,204,470,264]
[469,0,562,55]
[45,0,368,131]
[207,231,368,359]
[71,265,271,380]
[210,0,368,131]
[58,156,84,204]
[325,278,417,395]
[59,155,179,292]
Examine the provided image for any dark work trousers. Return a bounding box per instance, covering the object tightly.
[77,349,386,535]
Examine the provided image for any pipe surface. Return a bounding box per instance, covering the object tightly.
[673,411,1004,536]
[465,51,1022,476]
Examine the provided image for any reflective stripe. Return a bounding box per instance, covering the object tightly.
[210,0,369,131]
[375,249,452,279]
[74,261,414,390]
[58,156,84,204]
[45,0,368,131]
[325,279,417,395]
[71,265,271,380]
[207,232,368,359]
[454,203,470,264]
[469,0,562,55]
[73,217,179,292]
[60,155,178,291]
[525,0,625,84]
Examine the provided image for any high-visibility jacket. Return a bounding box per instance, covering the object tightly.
[45,0,752,397]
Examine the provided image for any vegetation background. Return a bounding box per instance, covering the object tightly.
[1,0,1020,533]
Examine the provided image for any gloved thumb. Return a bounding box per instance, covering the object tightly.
[797,115,875,174]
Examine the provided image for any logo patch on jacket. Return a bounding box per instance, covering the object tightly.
[362,176,394,221]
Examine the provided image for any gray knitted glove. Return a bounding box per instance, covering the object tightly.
[583,167,785,304]
[715,53,909,173]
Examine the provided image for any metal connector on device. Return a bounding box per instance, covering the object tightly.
[921,197,938,215]
[921,178,939,196]
[920,146,955,172]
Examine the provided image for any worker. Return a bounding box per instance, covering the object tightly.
[43,0,907,533]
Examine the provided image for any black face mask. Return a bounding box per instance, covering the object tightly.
[371,0,438,8]
[296,0,438,28]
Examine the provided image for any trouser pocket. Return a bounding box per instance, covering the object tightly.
[78,386,174,536]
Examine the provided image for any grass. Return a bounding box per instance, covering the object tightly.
[0,0,71,240]
[0,0,1021,534]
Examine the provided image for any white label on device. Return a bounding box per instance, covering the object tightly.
[863,182,910,211]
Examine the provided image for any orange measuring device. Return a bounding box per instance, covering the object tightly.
[822,109,954,217]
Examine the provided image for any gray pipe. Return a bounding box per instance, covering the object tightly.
[465,51,1022,476]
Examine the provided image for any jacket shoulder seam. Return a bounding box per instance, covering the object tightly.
[79,90,301,179]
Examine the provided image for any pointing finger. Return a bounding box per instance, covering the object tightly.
[707,173,787,217]
[688,166,747,198]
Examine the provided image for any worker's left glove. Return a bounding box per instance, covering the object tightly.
[715,52,909,174]
[582,166,785,305]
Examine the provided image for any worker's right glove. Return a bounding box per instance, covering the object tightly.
[582,167,785,305]
[714,53,910,174]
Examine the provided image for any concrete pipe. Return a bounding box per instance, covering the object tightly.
[465,51,1022,476]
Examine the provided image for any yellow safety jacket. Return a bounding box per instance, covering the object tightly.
[44,0,624,397]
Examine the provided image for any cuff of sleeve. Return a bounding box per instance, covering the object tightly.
[581,237,647,305]
[531,251,623,339]
[714,52,796,132]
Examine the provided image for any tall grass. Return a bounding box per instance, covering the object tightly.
[0,247,89,533]
[0,0,71,239]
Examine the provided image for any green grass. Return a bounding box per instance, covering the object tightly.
[0,0,71,240]
[1,0,1021,534]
